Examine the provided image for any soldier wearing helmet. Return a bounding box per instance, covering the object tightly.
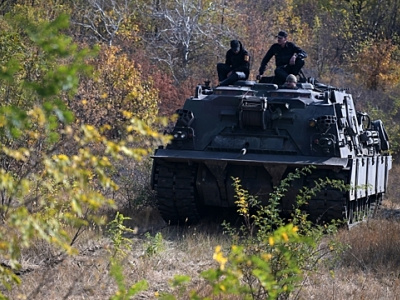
[283,74,298,89]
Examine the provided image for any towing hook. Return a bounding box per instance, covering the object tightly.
[240,142,250,156]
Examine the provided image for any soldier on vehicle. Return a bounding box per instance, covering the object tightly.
[257,31,307,85]
[283,74,298,89]
[217,40,250,86]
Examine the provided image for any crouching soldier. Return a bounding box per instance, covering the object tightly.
[217,40,250,86]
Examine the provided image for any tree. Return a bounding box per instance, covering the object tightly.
[71,0,133,46]
[72,45,160,138]
[0,13,168,297]
[135,0,227,82]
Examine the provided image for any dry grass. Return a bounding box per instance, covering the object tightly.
[387,163,400,206]
[297,267,400,300]
[3,193,400,299]
[295,212,400,300]
[2,208,231,299]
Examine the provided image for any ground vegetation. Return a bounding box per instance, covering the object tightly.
[1,0,400,299]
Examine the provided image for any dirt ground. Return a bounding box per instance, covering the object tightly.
[3,201,400,299]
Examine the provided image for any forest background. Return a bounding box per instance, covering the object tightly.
[1,0,400,299]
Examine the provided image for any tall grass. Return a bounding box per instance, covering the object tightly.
[296,217,400,300]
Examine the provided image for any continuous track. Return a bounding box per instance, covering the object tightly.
[153,163,201,225]
[304,170,381,226]
[153,163,382,227]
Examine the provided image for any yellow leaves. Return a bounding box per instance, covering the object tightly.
[57,154,69,161]
[233,178,253,218]
[80,124,103,144]
[2,146,30,162]
[126,125,134,133]
[262,253,273,261]
[269,224,299,246]
[269,237,275,246]
[28,106,47,126]
[213,245,228,270]
[0,115,6,128]
[84,124,96,133]
[281,232,289,242]
[100,156,111,167]
[87,45,159,125]
[101,124,112,132]
[0,242,8,251]
[352,39,400,89]
[236,196,248,215]
[71,198,82,216]
[219,284,226,291]
[128,117,162,138]
[122,111,133,119]
[105,140,122,155]
[0,16,168,295]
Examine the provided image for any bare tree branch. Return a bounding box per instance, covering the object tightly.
[72,0,131,46]
[139,0,230,82]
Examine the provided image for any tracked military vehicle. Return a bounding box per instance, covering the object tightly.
[151,78,392,225]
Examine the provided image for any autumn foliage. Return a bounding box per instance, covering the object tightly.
[1,0,400,298]
[351,39,400,90]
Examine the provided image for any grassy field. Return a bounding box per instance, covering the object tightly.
[2,201,400,300]
[2,163,400,299]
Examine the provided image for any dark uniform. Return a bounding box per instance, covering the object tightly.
[258,36,307,85]
[217,40,250,86]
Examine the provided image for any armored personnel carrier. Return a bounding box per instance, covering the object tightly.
[151,79,392,225]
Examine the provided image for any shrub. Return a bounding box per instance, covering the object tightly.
[163,167,342,299]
